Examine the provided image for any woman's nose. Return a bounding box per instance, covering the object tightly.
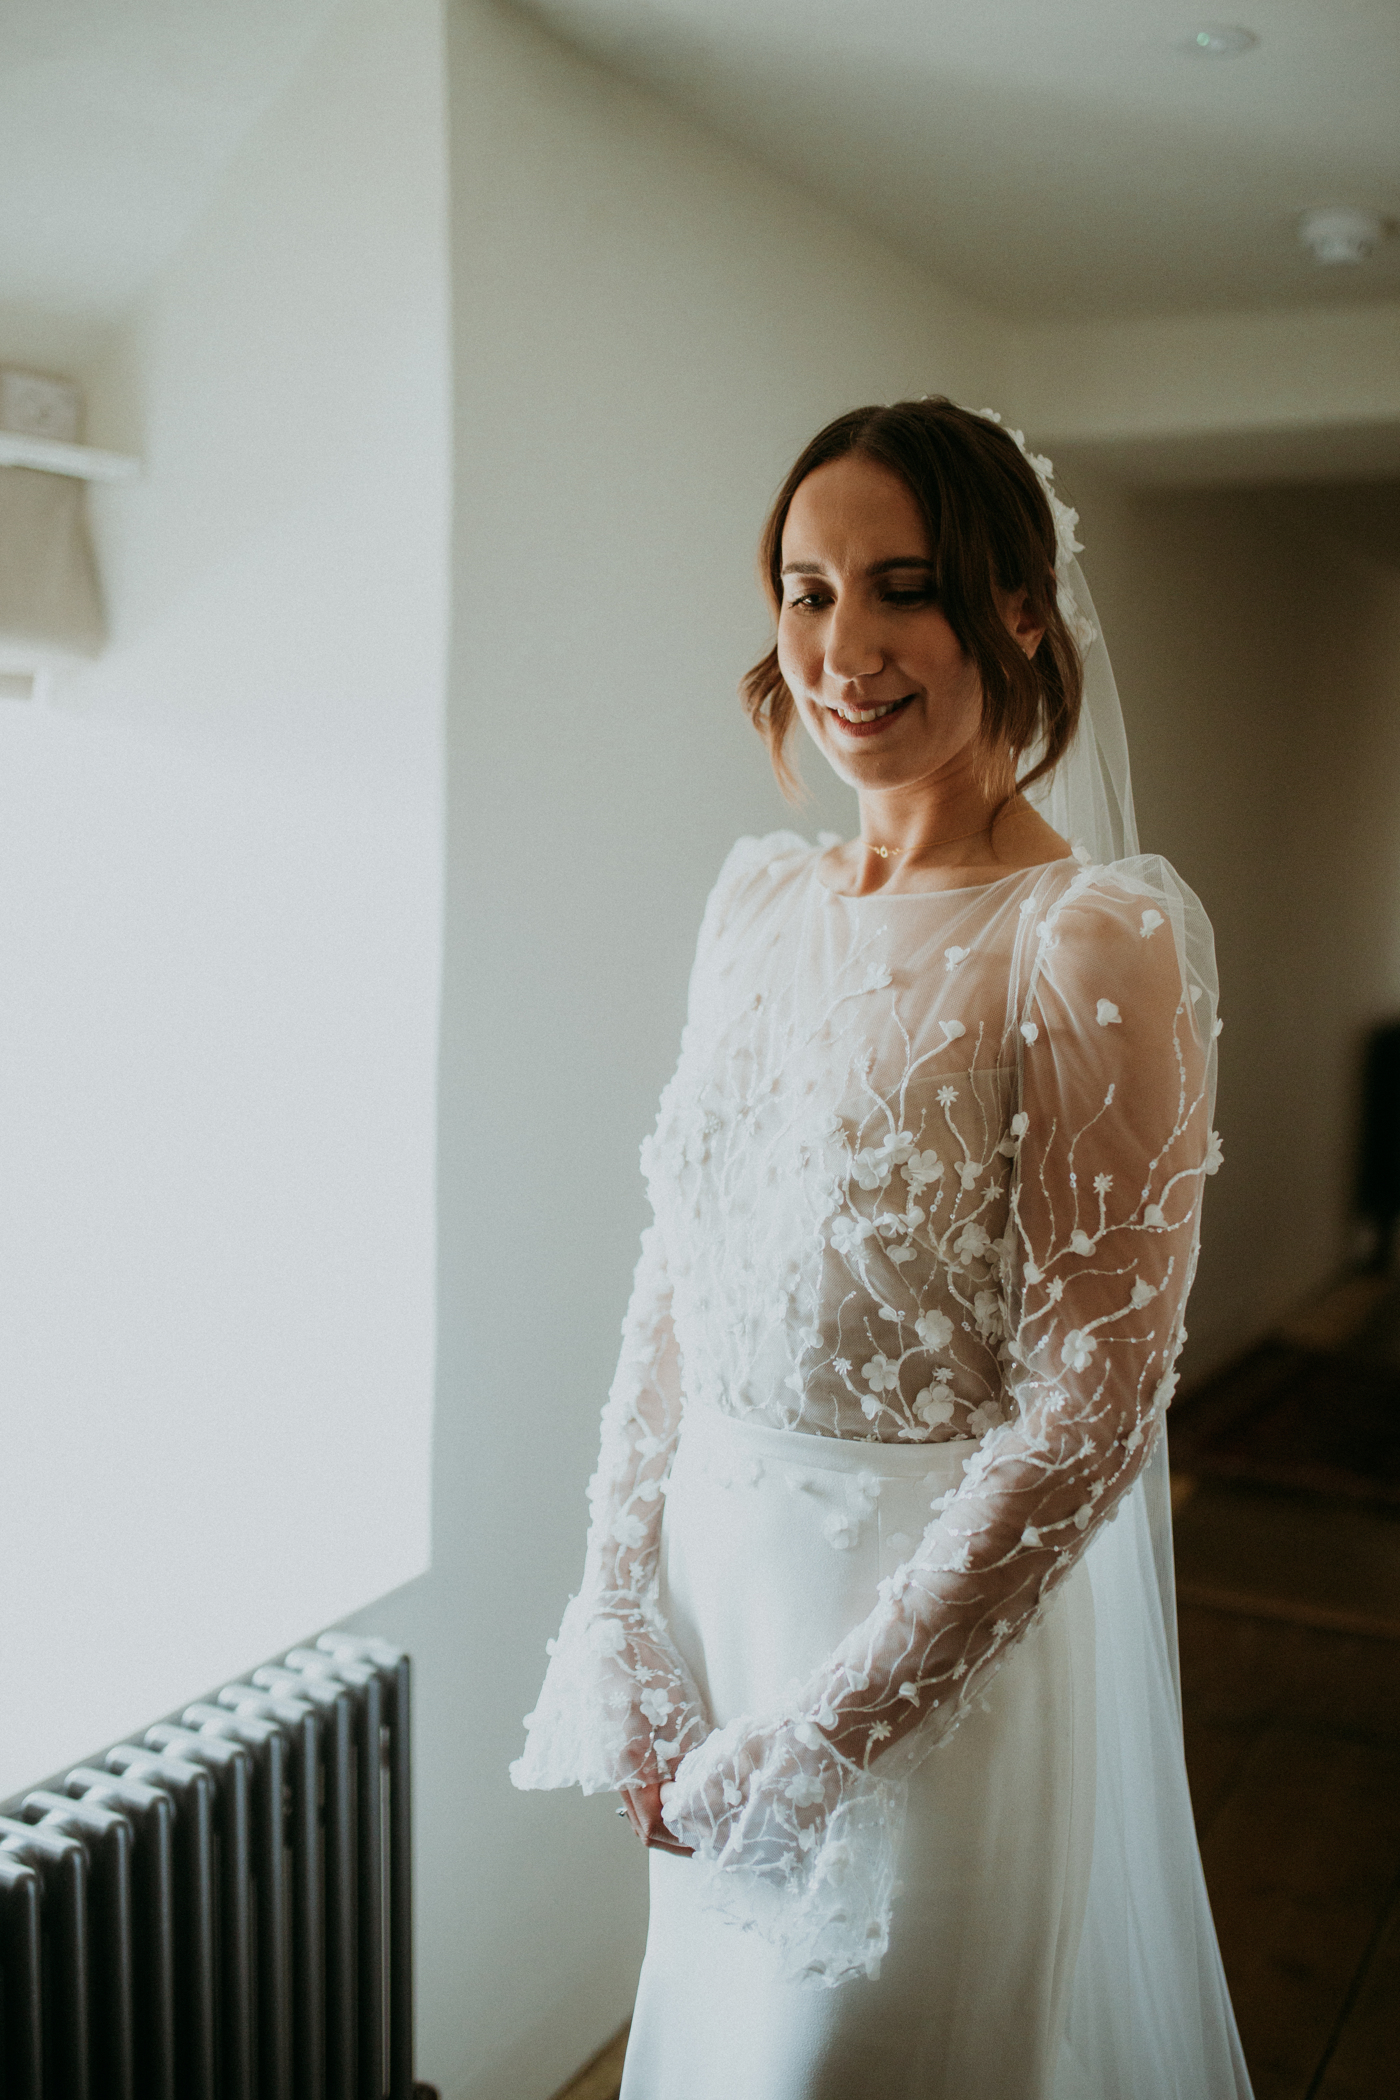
[825,602,885,681]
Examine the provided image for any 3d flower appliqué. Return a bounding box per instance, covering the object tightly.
[915,1309,953,1351]
[1060,1329,1097,1372]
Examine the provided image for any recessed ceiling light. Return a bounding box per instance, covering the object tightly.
[1187,26,1259,57]
[1298,207,1388,266]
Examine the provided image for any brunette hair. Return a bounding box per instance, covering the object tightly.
[741,398,1083,800]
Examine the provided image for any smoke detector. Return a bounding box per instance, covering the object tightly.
[1186,26,1258,57]
[1298,207,1388,266]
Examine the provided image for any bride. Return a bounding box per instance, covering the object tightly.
[513,398,1253,2099]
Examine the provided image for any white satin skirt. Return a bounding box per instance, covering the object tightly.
[620,1407,1098,2100]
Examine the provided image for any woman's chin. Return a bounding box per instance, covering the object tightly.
[806,730,944,795]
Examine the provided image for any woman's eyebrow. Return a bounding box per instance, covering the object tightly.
[779,555,935,576]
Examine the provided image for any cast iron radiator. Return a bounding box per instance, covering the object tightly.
[0,1633,434,2100]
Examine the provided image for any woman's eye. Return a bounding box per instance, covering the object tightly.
[883,588,934,607]
[784,592,830,611]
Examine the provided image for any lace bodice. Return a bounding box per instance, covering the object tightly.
[513,830,1219,1981]
[648,843,1039,1445]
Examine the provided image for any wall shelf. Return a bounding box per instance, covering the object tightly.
[0,430,140,482]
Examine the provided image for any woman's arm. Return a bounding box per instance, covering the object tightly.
[513,835,795,1808]
[662,873,1218,1868]
[511,1221,710,1797]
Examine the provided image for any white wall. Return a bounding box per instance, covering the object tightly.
[341,4,1005,2094]
[1007,300,1400,462]
[1053,464,1400,1374]
[0,0,450,1798]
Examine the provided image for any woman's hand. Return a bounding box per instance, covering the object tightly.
[661,1715,848,1878]
[620,1780,694,1854]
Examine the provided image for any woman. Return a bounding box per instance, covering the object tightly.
[513,399,1251,2099]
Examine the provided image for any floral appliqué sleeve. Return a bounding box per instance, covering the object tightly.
[511,835,789,1797]
[511,1221,710,1794]
[661,865,1220,1982]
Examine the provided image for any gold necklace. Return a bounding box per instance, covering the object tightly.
[861,821,995,860]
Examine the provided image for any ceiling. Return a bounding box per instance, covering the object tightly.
[0,0,342,321]
[3,0,1394,332]
[520,0,1400,322]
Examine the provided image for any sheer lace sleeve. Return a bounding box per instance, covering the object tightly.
[510,838,802,1795]
[661,861,1220,1982]
[510,1221,710,1793]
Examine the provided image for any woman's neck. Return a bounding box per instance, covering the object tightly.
[829,771,1071,898]
[857,762,1009,866]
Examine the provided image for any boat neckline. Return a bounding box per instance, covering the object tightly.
[810,845,1079,902]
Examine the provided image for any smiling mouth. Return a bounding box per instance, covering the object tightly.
[825,693,916,730]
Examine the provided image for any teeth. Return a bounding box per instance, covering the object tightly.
[833,698,904,724]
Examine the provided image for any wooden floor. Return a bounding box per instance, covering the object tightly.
[553,2023,629,2100]
[1176,1481,1400,2098]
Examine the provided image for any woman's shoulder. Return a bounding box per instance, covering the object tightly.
[1033,849,1206,932]
[1028,851,1218,1033]
[715,828,816,890]
[700,828,817,943]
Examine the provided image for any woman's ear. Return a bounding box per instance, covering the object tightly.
[1002,586,1045,661]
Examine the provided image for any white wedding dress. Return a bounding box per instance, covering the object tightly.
[514,831,1253,2098]
[513,461,1252,2092]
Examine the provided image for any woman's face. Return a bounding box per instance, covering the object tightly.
[776,453,1035,796]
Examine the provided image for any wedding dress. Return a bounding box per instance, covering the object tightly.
[513,544,1254,2097]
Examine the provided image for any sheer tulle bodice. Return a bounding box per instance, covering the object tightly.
[514,829,1221,1991]
[656,844,1068,1446]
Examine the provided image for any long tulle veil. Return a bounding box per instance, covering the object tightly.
[1023,555,1252,2098]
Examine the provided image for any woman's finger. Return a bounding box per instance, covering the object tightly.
[621,1782,695,1855]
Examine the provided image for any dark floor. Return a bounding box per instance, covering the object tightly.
[1176,1485,1400,2099]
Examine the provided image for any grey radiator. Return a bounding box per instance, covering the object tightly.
[0,1634,435,2100]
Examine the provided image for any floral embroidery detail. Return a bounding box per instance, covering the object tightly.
[914,1384,955,1428]
[831,1214,877,1257]
[972,1290,1003,1338]
[903,1148,944,1192]
[1140,909,1164,937]
[944,945,970,971]
[1096,1000,1122,1027]
[1060,1329,1097,1372]
[915,1309,954,1351]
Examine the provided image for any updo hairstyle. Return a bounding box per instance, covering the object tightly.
[741,397,1084,800]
